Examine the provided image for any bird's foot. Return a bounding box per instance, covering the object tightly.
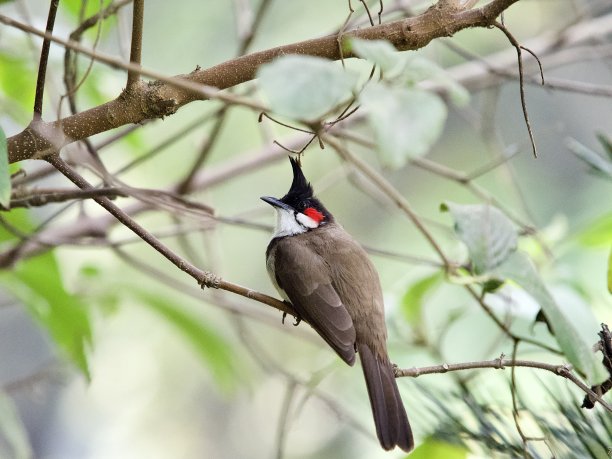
[281,302,302,326]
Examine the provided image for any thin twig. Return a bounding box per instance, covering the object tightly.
[177,109,229,194]
[359,0,375,26]
[32,0,60,120]
[9,187,126,208]
[46,154,295,317]
[494,21,538,158]
[324,134,452,267]
[396,358,612,413]
[126,0,144,89]
[237,0,272,55]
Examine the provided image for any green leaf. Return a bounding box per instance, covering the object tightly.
[493,252,607,383]
[2,253,93,379]
[0,125,11,208]
[349,38,405,75]
[566,138,612,179]
[0,54,35,121]
[442,202,518,274]
[140,293,237,389]
[401,271,443,327]
[0,391,32,459]
[576,212,612,247]
[257,55,358,121]
[0,209,33,245]
[410,438,468,459]
[360,83,447,169]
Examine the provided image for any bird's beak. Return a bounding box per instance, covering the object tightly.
[261,196,294,212]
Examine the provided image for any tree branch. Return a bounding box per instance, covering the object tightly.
[45,155,294,317]
[396,358,612,412]
[4,0,520,163]
[32,0,60,121]
[126,0,144,89]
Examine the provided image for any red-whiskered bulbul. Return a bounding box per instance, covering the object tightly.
[261,158,414,452]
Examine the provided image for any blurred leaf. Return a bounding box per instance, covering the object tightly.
[492,252,607,383]
[349,38,405,75]
[442,202,517,274]
[401,271,443,327]
[577,213,612,247]
[402,56,470,106]
[566,138,612,179]
[0,54,35,122]
[0,391,31,459]
[0,209,32,244]
[349,39,469,106]
[140,293,237,389]
[3,253,93,379]
[62,0,106,20]
[0,125,11,208]
[257,55,358,121]
[360,82,446,169]
[481,278,505,293]
[410,437,468,459]
[596,132,612,160]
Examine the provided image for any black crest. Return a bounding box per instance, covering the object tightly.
[280,157,333,221]
[281,157,314,208]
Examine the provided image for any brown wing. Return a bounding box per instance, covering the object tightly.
[271,237,356,365]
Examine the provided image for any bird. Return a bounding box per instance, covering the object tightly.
[261,157,413,452]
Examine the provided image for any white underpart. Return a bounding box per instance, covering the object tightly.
[272,208,318,238]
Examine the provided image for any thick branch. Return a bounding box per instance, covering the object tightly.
[5,0,520,163]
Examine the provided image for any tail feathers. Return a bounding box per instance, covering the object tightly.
[358,343,414,452]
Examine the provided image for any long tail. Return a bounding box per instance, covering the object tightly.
[358,343,414,452]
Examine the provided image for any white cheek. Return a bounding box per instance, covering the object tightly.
[296,212,318,229]
[273,208,307,238]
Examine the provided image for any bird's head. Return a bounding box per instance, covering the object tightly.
[261,157,332,238]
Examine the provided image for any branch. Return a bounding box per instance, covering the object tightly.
[45,155,294,317]
[4,0,521,163]
[396,358,612,413]
[9,187,126,208]
[32,0,60,121]
[0,134,304,266]
[493,21,538,158]
[323,134,452,268]
[126,0,144,89]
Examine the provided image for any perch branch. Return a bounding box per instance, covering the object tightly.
[45,155,294,317]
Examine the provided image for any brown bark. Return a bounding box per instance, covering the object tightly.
[5,0,520,163]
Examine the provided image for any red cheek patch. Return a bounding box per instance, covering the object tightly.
[304,207,324,223]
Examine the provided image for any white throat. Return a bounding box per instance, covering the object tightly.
[272,208,318,238]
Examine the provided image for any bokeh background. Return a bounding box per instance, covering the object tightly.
[1,0,611,458]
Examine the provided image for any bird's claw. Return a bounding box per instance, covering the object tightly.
[281,308,301,327]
